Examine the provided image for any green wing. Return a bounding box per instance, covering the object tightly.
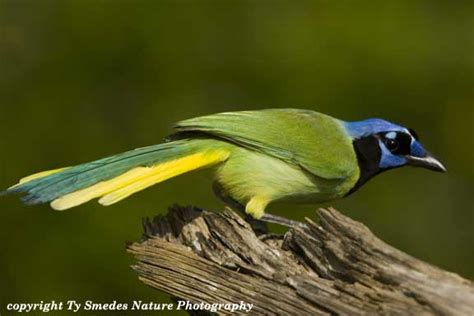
[172,109,357,180]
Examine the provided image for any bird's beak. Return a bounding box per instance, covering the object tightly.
[405,153,447,172]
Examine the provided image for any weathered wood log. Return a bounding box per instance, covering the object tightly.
[127,205,474,315]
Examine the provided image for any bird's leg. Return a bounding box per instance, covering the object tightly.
[212,182,268,235]
[260,213,303,228]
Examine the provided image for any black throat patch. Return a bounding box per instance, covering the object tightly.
[347,136,382,196]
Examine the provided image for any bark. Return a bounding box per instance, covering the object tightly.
[127,205,474,315]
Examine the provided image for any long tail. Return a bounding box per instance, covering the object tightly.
[4,139,230,210]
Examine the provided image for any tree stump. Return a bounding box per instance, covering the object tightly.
[127,205,474,315]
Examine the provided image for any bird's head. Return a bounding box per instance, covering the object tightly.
[343,118,446,191]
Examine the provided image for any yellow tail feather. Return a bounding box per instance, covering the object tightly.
[50,150,229,211]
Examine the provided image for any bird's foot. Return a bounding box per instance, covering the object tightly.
[260,213,304,228]
[243,214,268,235]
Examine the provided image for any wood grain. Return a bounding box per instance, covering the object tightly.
[127,206,474,315]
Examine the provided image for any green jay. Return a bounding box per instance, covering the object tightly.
[4,109,446,225]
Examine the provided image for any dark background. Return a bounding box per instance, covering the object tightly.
[1,1,473,315]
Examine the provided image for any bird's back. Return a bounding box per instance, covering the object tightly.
[173,108,359,181]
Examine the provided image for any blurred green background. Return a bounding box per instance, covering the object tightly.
[1,1,473,315]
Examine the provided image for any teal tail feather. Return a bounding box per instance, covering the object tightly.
[3,139,229,209]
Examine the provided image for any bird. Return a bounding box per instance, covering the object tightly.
[3,109,446,225]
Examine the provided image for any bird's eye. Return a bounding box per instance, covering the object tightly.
[385,138,399,152]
